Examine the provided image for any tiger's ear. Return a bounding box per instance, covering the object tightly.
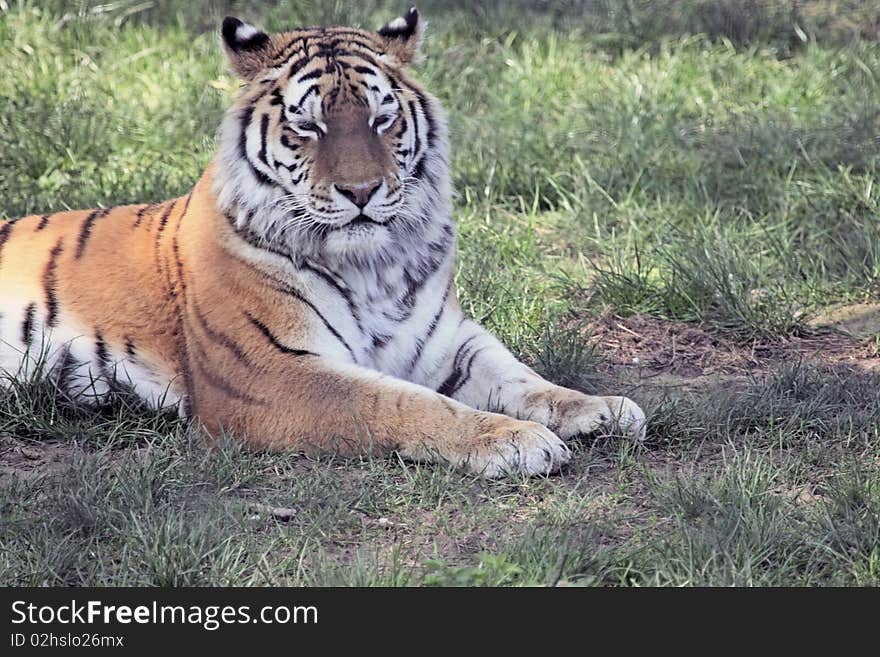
[221,16,272,79]
[378,6,423,65]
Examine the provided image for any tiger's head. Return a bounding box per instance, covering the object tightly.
[214,6,451,265]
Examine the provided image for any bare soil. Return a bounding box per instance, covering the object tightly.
[585,305,880,379]
[0,433,77,486]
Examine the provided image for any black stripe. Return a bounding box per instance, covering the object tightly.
[352,50,387,71]
[406,86,437,179]
[296,68,324,83]
[124,336,136,358]
[170,194,192,300]
[0,222,12,267]
[35,214,51,231]
[325,36,383,52]
[281,52,313,81]
[53,346,77,389]
[326,36,388,55]
[270,283,357,362]
[75,208,110,259]
[154,200,177,275]
[437,373,460,398]
[21,303,37,346]
[42,238,64,328]
[295,83,320,106]
[257,113,271,168]
[396,79,435,141]
[176,192,193,231]
[269,35,309,68]
[370,333,392,352]
[239,106,274,186]
[269,87,285,107]
[191,301,251,365]
[94,330,110,378]
[438,348,485,398]
[317,28,382,40]
[437,336,483,397]
[295,47,384,72]
[409,286,450,372]
[191,342,264,405]
[300,262,364,332]
[453,347,485,396]
[395,115,409,142]
[244,311,316,357]
[155,199,176,238]
[399,269,430,318]
[172,238,188,303]
[280,132,300,151]
[176,340,194,417]
[164,189,194,411]
[408,100,422,167]
[133,203,158,228]
[413,88,437,141]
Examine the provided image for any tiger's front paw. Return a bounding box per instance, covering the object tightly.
[523,388,647,441]
[600,395,647,441]
[462,416,572,478]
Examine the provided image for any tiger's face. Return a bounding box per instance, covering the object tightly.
[283,61,404,228]
[216,7,447,262]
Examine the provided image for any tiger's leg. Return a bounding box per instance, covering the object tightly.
[191,356,571,478]
[431,319,647,441]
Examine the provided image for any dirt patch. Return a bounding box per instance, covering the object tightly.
[809,302,880,340]
[586,313,750,376]
[585,309,880,379]
[0,433,76,485]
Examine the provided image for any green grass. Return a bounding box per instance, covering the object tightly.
[2,0,879,586]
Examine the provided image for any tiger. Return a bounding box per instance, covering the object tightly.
[0,7,646,477]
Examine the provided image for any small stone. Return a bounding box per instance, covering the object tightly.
[250,503,297,521]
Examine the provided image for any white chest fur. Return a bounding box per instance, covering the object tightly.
[294,237,456,381]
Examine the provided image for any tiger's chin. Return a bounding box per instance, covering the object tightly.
[321,222,395,262]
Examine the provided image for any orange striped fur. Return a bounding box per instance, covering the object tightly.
[0,8,646,476]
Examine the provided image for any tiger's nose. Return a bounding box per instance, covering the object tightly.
[335,180,381,209]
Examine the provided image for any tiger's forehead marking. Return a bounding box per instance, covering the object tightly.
[267,27,389,77]
[276,34,396,114]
